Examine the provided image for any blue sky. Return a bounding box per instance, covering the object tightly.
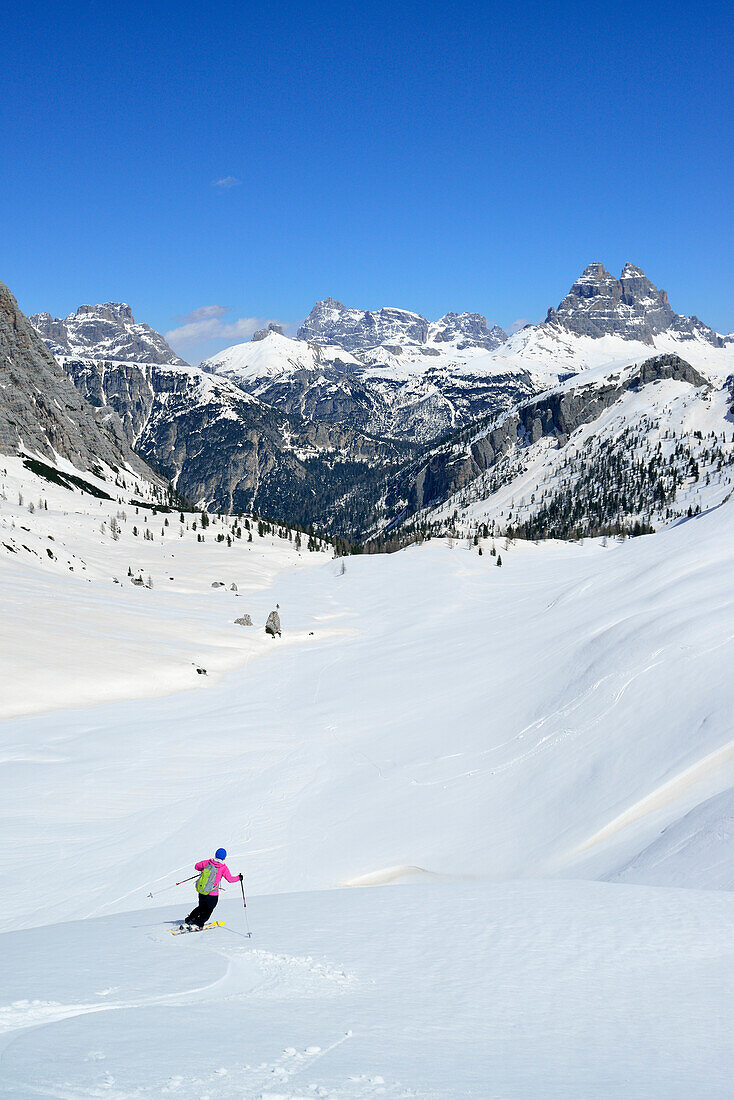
[2,0,732,363]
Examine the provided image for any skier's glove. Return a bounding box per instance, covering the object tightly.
[239,873,243,880]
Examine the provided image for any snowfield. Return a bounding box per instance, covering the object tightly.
[2,458,734,1096]
[2,882,733,1099]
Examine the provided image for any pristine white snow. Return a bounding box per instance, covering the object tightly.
[203,331,363,383]
[202,328,495,387]
[2,881,733,1099]
[479,323,734,385]
[3,456,734,1096]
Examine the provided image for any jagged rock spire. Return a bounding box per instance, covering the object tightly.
[545,263,721,345]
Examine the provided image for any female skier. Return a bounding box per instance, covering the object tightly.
[183,848,242,929]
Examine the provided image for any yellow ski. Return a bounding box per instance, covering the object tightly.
[171,920,225,935]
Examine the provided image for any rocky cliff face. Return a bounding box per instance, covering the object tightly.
[298,298,428,351]
[427,313,507,349]
[62,356,409,530]
[544,262,724,346]
[390,354,709,519]
[31,302,188,366]
[297,298,507,353]
[0,280,159,480]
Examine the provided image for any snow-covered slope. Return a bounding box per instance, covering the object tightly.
[0,453,329,717]
[4,449,734,1093]
[2,880,733,1099]
[474,315,733,382]
[385,347,734,538]
[204,328,362,383]
[5,460,734,922]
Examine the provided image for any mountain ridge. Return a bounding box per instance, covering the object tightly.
[31,301,188,366]
[23,261,734,539]
[297,296,507,352]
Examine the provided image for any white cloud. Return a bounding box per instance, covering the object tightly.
[212,176,241,189]
[508,318,533,335]
[177,304,228,324]
[165,314,261,350]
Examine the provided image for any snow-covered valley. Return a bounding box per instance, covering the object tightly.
[2,452,734,1096]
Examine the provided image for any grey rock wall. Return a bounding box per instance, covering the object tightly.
[0,280,159,481]
[544,262,723,346]
[401,354,708,515]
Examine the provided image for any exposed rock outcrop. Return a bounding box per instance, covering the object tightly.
[252,322,285,341]
[31,302,187,365]
[0,280,159,481]
[298,298,429,351]
[427,313,507,350]
[400,354,708,515]
[265,610,281,637]
[297,297,506,353]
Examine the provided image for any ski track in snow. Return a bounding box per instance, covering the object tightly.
[19,1059,413,1100]
[0,1000,117,1035]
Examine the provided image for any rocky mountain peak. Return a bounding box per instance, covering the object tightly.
[578,260,614,281]
[30,302,188,366]
[252,322,286,342]
[428,313,507,350]
[544,262,721,346]
[298,299,428,351]
[298,299,506,354]
[74,302,135,324]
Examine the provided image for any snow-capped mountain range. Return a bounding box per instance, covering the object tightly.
[20,261,734,538]
[297,296,507,352]
[201,300,524,443]
[201,263,732,444]
[201,327,537,442]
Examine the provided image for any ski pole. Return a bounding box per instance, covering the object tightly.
[240,877,252,937]
[147,874,198,899]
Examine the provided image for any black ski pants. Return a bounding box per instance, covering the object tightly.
[185,892,218,927]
